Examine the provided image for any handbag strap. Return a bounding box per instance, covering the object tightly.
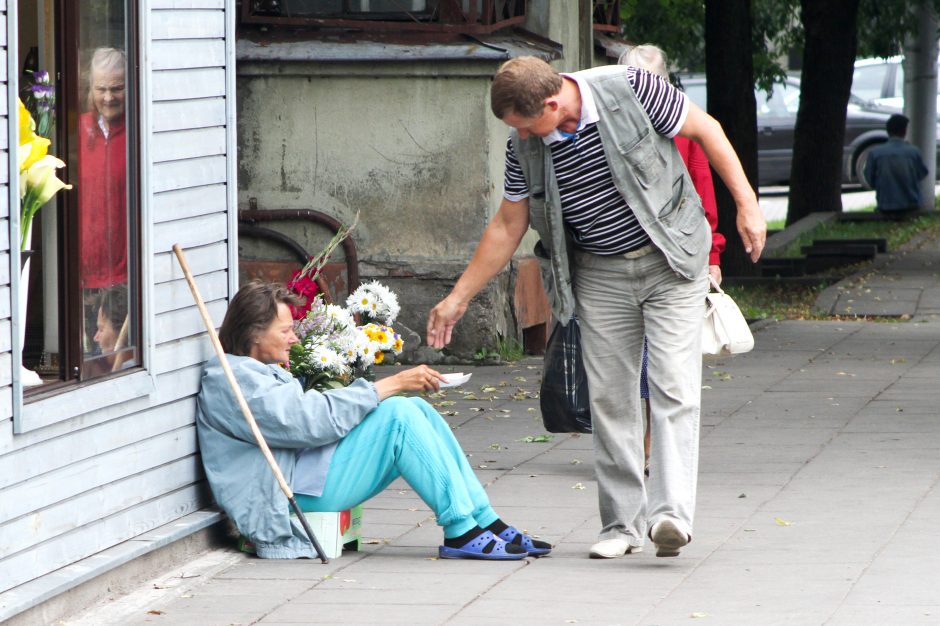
[708,275,724,295]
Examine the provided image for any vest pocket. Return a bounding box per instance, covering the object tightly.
[658,196,709,255]
[528,198,549,243]
[617,128,666,189]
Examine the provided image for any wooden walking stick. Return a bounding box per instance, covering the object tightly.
[173,244,330,564]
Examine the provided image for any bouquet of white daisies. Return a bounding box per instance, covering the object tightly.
[288,282,403,391]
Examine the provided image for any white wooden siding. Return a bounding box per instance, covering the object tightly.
[152,241,229,284]
[153,270,229,314]
[152,98,226,132]
[0,0,11,440]
[0,0,235,607]
[152,183,227,224]
[152,39,226,71]
[0,484,207,592]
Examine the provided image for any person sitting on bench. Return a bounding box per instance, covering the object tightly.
[865,114,928,217]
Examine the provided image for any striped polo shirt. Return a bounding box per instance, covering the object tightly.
[504,66,688,255]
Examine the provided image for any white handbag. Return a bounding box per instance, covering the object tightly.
[701,276,754,356]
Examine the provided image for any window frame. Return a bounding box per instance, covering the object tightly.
[592,0,621,33]
[240,0,528,34]
[10,0,156,434]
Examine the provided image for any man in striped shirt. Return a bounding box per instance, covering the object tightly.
[427,56,765,560]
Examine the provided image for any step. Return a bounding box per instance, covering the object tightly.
[800,243,879,258]
[759,257,806,278]
[811,238,887,253]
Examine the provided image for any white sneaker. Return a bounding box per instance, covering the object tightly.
[589,538,642,559]
[650,520,689,557]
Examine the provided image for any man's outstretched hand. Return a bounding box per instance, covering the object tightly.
[426,295,468,349]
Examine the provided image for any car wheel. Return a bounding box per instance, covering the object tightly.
[853,143,880,189]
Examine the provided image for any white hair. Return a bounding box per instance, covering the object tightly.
[86,47,126,111]
[618,44,669,80]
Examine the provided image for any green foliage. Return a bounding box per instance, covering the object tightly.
[620,0,706,72]
[732,211,940,321]
[723,282,828,321]
[619,0,940,91]
[856,0,940,59]
[619,0,798,91]
[751,0,801,92]
[495,335,525,362]
[772,212,940,258]
[473,346,497,362]
[473,334,526,363]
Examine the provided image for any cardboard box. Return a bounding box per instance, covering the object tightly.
[238,505,362,559]
[292,505,363,559]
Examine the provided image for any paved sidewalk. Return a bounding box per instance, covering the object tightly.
[64,315,940,626]
[815,229,940,319]
[63,232,940,625]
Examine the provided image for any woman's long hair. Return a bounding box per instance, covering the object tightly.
[218,281,302,356]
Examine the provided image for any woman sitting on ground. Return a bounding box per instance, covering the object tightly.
[196,281,551,561]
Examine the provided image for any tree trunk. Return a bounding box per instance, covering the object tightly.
[904,2,938,211]
[705,0,758,277]
[786,0,861,225]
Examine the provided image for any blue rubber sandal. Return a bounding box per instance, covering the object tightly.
[498,525,552,557]
[438,530,527,561]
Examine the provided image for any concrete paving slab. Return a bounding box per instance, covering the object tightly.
[263,600,464,624]
[61,241,940,626]
[828,606,940,626]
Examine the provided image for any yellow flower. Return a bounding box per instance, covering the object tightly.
[374,351,385,364]
[18,99,49,173]
[18,99,36,144]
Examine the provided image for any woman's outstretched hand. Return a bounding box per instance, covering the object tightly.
[374,365,446,401]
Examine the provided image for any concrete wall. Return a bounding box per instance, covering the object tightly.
[237,61,513,355]
[237,3,591,357]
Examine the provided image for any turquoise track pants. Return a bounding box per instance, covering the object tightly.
[295,396,498,538]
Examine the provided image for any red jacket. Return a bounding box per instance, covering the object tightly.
[78,112,127,289]
[675,136,725,266]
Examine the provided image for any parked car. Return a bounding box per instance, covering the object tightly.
[681,75,892,187]
[852,56,940,113]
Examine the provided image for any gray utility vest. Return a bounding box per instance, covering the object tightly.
[511,65,709,323]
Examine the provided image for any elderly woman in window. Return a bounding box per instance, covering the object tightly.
[78,47,128,350]
[196,281,552,561]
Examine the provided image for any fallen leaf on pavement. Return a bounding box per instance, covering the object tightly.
[519,435,554,443]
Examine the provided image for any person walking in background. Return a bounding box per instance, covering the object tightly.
[427,56,765,559]
[618,44,725,477]
[864,113,928,218]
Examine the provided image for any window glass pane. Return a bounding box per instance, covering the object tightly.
[77,4,138,377]
[18,0,139,387]
[852,65,887,101]
[755,87,789,118]
[683,83,706,110]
